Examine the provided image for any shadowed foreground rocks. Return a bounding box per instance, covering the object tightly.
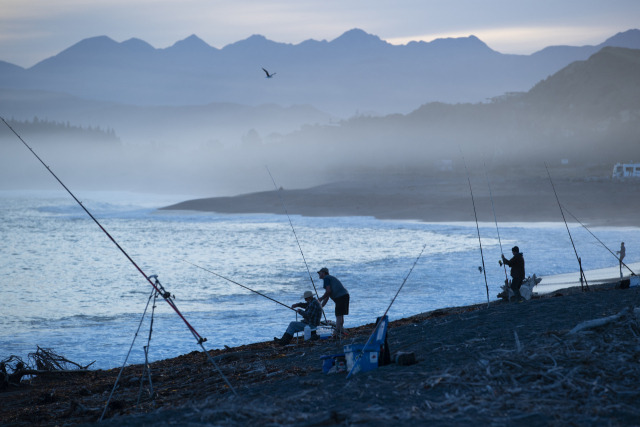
[2,282,640,426]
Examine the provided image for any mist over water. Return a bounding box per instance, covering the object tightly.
[2,191,639,370]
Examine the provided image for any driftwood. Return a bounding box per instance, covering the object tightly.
[3,368,90,387]
[29,346,95,371]
[1,356,29,389]
[568,308,629,334]
[1,347,93,389]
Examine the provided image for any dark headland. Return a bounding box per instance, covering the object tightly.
[160,170,640,228]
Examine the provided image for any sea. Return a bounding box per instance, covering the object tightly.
[2,190,639,371]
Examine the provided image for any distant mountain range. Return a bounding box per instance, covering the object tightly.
[1,28,640,117]
[1,45,639,194]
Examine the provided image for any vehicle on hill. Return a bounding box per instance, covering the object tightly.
[612,162,640,179]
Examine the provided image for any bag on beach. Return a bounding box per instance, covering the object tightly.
[376,316,391,366]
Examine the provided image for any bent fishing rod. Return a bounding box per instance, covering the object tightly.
[545,163,589,291]
[484,164,510,288]
[1,117,236,395]
[265,166,327,322]
[346,244,427,379]
[561,205,636,275]
[461,150,490,306]
[181,259,298,312]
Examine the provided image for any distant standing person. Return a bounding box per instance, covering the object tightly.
[317,267,350,338]
[502,246,525,302]
[617,242,626,278]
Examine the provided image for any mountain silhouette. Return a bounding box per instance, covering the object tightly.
[276,46,640,168]
[524,46,640,116]
[1,29,640,117]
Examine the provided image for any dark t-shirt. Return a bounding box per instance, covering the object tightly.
[322,274,348,301]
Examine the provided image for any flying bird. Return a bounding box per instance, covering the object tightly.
[262,67,276,78]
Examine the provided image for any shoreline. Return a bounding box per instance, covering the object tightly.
[3,281,640,426]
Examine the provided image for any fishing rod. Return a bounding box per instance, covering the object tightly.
[460,150,490,306]
[545,163,589,291]
[561,205,636,275]
[2,117,203,341]
[346,244,427,379]
[181,259,297,312]
[2,117,236,397]
[265,166,327,322]
[484,164,510,293]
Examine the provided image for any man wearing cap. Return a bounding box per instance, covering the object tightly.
[274,290,322,346]
[502,246,525,302]
[317,267,350,337]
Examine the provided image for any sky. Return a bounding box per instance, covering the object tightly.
[1,0,639,68]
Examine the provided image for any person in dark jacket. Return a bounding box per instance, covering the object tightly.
[274,290,322,346]
[617,242,626,278]
[502,246,525,301]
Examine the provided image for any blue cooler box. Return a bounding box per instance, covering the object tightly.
[344,344,379,374]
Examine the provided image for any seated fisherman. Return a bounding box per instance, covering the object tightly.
[274,290,323,346]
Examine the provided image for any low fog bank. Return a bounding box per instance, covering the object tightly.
[1,95,638,199]
[0,124,631,201]
[2,47,639,200]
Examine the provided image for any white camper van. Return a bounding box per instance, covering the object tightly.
[612,163,640,179]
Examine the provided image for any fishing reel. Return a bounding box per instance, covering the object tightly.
[498,259,503,267]
[148,274,172,299]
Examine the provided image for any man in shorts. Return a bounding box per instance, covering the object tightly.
[317,267,350,337]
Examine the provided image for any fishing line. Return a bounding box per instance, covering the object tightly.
[460,149,490,306]
[2,117,236,398]
[561,205,636,275]
[265,166,327,322]
[346,244,427,379]
[2,117,203,341]
[181,259,297,311]
[545,162,589,291]
[484,164,510,288]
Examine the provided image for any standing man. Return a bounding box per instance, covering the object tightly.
[502,246,525,302]
[617,242,626,278]
[274,290,322,346]
[317,267,350,338]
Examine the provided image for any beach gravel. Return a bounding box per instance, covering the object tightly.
[2,283,640,426]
